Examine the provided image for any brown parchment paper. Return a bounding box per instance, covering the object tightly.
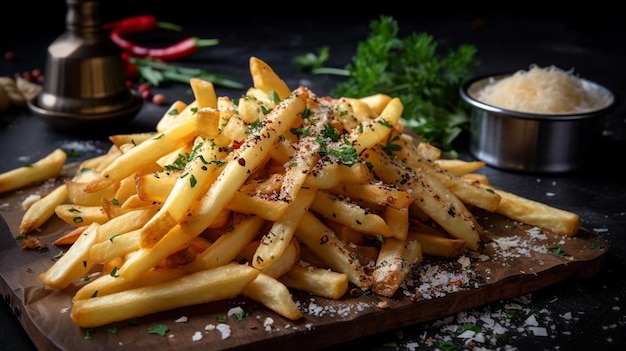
[0,176,608,351]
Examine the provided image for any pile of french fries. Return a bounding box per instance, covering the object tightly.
[5,57,582,329]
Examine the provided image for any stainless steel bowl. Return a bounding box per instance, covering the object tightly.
[460,72,617,173]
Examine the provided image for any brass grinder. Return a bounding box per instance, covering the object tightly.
[28,0,142,130]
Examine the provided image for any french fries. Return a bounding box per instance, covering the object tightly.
[0,148,66,194]
[1,56,586,329]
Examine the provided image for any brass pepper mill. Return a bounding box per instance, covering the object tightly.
[28,0,142,130]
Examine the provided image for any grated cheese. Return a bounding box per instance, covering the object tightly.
[477,65,601,114]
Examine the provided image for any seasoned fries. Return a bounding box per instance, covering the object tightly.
[2,56,583,329]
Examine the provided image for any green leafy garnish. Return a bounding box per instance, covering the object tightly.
[294,15,479,153]
[148,323,169,336]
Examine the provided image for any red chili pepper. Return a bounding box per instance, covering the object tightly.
[103,14,181,34]
[110,28,219,61]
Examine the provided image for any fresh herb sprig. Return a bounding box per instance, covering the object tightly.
[294,15,479,154]
[129,57,245,89]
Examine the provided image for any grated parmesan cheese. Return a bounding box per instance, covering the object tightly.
[477,65,602,114]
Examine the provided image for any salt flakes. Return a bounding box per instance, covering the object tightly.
[175,316,188,323]
[191,331,203,342]
[216,323,231,339]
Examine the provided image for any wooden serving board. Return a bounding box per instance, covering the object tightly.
[0,176,608,351]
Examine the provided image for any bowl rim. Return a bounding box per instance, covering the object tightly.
[460,71,618,121]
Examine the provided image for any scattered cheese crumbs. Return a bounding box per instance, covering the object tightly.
[204,324,215,331]
[175,316,188,323]
[191,331,203,342]
[21,194,41,210]
[60,307,70,314]
[215,323,231,339]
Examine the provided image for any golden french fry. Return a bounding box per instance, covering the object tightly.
[135,170,179,203]
[191,215,266,270]
[85,116,198,193]
[0,148,66,194]
[55,204,108,227]
[493,188,581,236]
[311,190,393,238]
[89,228,140,264]
[279,263,349,300]
[39,223,100,289]
[407,230,467,258]
[70,263,259,328]
[253,187,316,270]
[295,211,372,289]
[109,132,156,148]
[249,56,291,100]
[434,159,486,176]
[53,225,88,246]
[371,237,422,297]
[19,184,68,235]
[224,190,289,221]
[385,206,409,240]
[156,100,192,132]
[189,77,217,109]
[358,94,393,115]
[241,272,303,320]
[330,181,413,210]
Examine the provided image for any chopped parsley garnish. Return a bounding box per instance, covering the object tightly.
[148,323,169,336]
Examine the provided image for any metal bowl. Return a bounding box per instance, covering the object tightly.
[460,72,617,173]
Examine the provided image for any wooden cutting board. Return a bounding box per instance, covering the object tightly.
[0,177,608,351]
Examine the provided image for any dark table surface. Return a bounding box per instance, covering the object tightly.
[1,2,625,350]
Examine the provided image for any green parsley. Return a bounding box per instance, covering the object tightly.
[148,323,169,336]
[294,15,479,153]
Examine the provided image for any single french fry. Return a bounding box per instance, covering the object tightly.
[358,94,393,115]
[135,170,179,203]
[372,237,422,297]
[85,116,198,193]
[253,187,316,270]
[53,225,88,246]
[190,77,217,109]
[55,204,108,227]
[156,100,191,132]
[109,132,156,148]
[434,159,486,176]
[224,190,289,221]
[89,228,141,264]
[295,211,372,289]
[19,184,68,235]
[249,56,291,100]
[0,148,66,194]
[191,215,266,270]
[493,188,581,236]
[385,206,409,240]
[39,223,100,289]
[311,190,393,238]
[407,231,467,258]
[241,272,303,320]
[330,181,413,210]
[74,267,186,300]
[279,263,349,300]
[70,263,259,328]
